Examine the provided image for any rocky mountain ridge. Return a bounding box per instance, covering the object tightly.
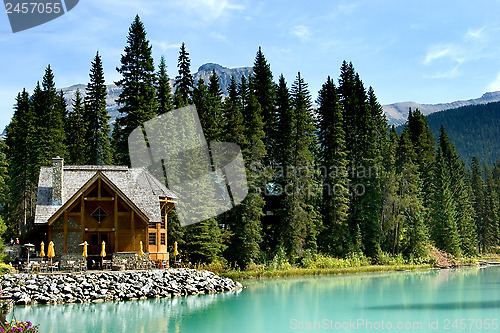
[383,91,500,125]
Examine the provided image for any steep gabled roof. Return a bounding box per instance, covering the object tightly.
[35,165,177,225]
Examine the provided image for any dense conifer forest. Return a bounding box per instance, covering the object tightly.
[1,15,498,268]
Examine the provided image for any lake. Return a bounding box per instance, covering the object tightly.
[9,266,500,332]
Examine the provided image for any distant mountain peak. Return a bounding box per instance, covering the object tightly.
[193,63,252,95]
[383,91,500,125]
[197,63,225,72]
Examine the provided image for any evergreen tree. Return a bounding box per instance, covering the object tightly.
[227,76,238,103]
[222,79,246,146]
[113,15,157,166]
[208,69,223,99]
[483,170,500,251]
[471,156,486,253]
[380,126,400,254]
[174,42,194,108]
[438,126,477,255]
[222,70,268,267]
[239,76,251,123]
[32,65,67,167]
[279,72,320,260]
[184,219,226,263]
[316,76,349,256]
[84,52,112,165]
[5,89,35,235]
[338,61,382,259]
[65,89,86,165]
[429,148,461,256]
[250,47,276,163]
[192,78,223,143]
[404,108,436,205]
[0,141,8,213]
[393,130,428,258]
[156,55,173,114]
[193,70,224,142]
[274,75,293,168]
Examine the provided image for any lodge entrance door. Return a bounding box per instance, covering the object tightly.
[87,232,114,256]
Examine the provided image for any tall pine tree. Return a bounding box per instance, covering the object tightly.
[438,126,477,255]
[279,72,320,260]
[251,47,276,164]
[5,89,35,235]
[429,148,461,257]
[316,76,349,256]
[84,51,112,165]
[65,89,86,165]
[113,15,157,166]
[174,42,194,108]
[156,55,173,114]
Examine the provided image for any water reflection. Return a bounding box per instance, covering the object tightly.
[10,267,500,333]
[10,289,241,333]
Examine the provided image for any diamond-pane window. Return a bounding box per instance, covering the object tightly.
[92,207,108,223]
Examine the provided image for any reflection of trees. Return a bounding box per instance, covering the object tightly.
[10,289,241,333]
[10,267,498,333]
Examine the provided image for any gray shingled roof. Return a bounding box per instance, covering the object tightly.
[35,165,177,225]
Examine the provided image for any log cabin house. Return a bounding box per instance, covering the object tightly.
[33,157,177,264]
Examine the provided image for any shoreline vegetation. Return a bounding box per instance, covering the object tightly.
[220,264,433,281]
[199,246,484,281]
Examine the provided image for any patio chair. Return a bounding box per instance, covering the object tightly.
[23,262,33,273]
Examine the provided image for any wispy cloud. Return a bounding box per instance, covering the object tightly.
[423,25,497,79]
[423,44,463,65]
[464,26,487,41]
[173,0,244,21]
[290,25,311,42]
[152,40,182,53]
[423,65,461,79]
[487,71,500,91]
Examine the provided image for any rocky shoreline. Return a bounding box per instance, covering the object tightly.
[0,269,242,305]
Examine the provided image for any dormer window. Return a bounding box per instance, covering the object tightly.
[92,207,108,223]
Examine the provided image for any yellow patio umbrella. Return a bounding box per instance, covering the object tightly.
[82,241,88,258]
[47,241,55,271]
[47,241,55,259]
[40,242,45,258]
[100,241,106,257]
[173,241,179,256]
[139,241,144,256]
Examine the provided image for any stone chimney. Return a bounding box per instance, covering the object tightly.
[52,156,63,205]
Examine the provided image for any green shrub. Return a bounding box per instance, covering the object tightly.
[195,260,229,274]
[377,251,406,266]
[345,252,370,267]
[267,247,292,270]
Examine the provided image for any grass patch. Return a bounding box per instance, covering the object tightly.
[220,264,431,280]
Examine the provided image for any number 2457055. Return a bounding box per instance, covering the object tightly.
[5,2,62,14]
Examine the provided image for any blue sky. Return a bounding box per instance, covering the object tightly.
[1,0,500,130]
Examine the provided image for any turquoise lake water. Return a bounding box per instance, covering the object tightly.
[9,267,500,332]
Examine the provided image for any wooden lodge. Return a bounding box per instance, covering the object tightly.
[33,157,178,263]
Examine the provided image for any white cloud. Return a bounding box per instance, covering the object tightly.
[423,65,460,79]
[152,40,182,53]
[290,25,311,42]
[464,26,487,41]
[174,0,244,21]
[423,44,461,65]
[487,71,500,91]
